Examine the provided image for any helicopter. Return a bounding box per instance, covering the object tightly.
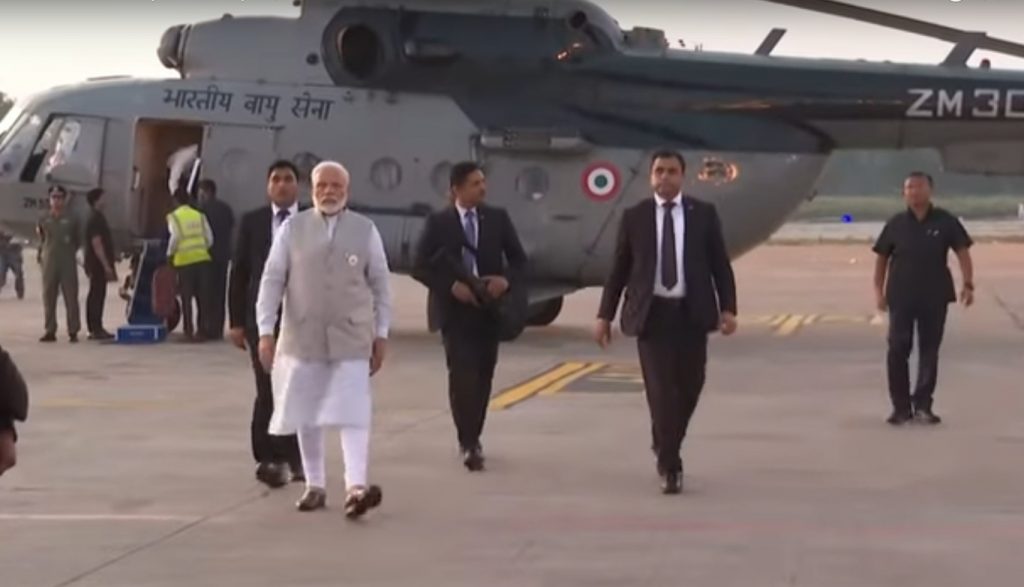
[1,0,1023,336]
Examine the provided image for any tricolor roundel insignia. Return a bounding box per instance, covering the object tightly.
[581,162,620,201]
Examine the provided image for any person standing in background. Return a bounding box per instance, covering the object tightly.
[166,190,214,342]
[0,229,25,300]
[36,185,82,343]
[197,179,235,340]
[83,188,117,340]
[872,171,974,426]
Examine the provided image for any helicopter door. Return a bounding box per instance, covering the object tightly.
[199,124,279,217]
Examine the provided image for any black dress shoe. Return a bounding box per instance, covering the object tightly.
[344,485,382,519]
[887,410,913,425]
[661,472,681,495]
[255,462,288,489]
[69,333,78,343]
[39,333,56,343]
[297,487,327,512]
[913,409,942,425]
[462,446,485,472]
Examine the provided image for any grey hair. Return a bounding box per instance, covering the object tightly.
[311,160,350,184]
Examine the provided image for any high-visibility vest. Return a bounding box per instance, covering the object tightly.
[167,206,211,267]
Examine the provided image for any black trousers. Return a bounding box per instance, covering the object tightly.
[442,311,500,451]
[887,303,948,413]
[637,298,708,474]
[204,259,229,339]
[246,331,299,466]
[85,265,108,334]
[177,262,211,337]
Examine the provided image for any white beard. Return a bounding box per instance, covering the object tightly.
[317,200,344,216]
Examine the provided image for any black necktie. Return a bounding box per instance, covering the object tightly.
[276,208,290,224]
[661,202,677,289]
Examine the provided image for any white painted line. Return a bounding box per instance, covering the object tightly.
[0,513,199,522]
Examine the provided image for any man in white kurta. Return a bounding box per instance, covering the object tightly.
[255,161,391,518]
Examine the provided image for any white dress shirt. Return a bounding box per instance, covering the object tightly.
[256,211,392,339]
[455,202,479,277]
[271,201,299,240]
[653,193,685,298]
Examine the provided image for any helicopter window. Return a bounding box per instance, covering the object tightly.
[21,116,104,186]
[20,116,65,182]
[370,157,402,191]
[516,167,549,201]
[337,25,383,80]
[0,112,42,179]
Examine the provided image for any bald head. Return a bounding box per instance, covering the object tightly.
[311,161,350,216]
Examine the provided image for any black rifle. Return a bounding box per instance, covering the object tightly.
[428,244,527,340]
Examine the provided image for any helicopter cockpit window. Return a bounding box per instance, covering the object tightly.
[0,110,43,179]
[337,25,383,80]
[20,115,104,185]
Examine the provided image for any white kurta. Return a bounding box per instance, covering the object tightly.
[255,212,392,436]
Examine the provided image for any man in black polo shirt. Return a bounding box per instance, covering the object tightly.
[872,171,974,426]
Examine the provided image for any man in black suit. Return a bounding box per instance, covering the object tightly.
[228,160,304,488]
[594,150,737,494]
[197,179,235,341]
[412,161,528,472]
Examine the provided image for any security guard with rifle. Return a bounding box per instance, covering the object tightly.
[412,161,527,472]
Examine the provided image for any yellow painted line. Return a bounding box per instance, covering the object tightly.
[775,314,805,336]
[539,362,608,396]
[802,314,819,325]
[488,362,588,410]
[817,315,870,324]
[739,314,775,325]
[768,314,789,327]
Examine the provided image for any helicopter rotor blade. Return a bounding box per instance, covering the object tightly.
[760,0,1024,61]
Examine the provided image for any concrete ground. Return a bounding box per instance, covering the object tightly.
[1,243,1022,586]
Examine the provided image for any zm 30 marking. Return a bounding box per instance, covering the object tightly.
[906,88,1024,119]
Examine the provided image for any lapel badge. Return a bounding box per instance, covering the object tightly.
[347,253,359,266]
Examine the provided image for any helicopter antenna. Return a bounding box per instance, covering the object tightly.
[760,0,1024,64]
[755,28,787,55]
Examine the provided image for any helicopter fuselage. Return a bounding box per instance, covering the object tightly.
[2,0,1024,324]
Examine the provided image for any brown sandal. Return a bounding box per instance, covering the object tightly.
[344,485,382,519]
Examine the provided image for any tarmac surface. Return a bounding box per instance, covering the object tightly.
[1,243,1023,586]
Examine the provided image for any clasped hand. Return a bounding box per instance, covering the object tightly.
[451,275,508,306]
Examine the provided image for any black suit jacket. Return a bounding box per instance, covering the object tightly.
[228,204,308,338]
[597,196,737,336]
[411,204,528,333]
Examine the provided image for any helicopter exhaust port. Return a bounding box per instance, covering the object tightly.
[337,24,383,80]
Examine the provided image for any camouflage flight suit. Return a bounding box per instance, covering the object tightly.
[37,212,82,337]
[0,231,25,299]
